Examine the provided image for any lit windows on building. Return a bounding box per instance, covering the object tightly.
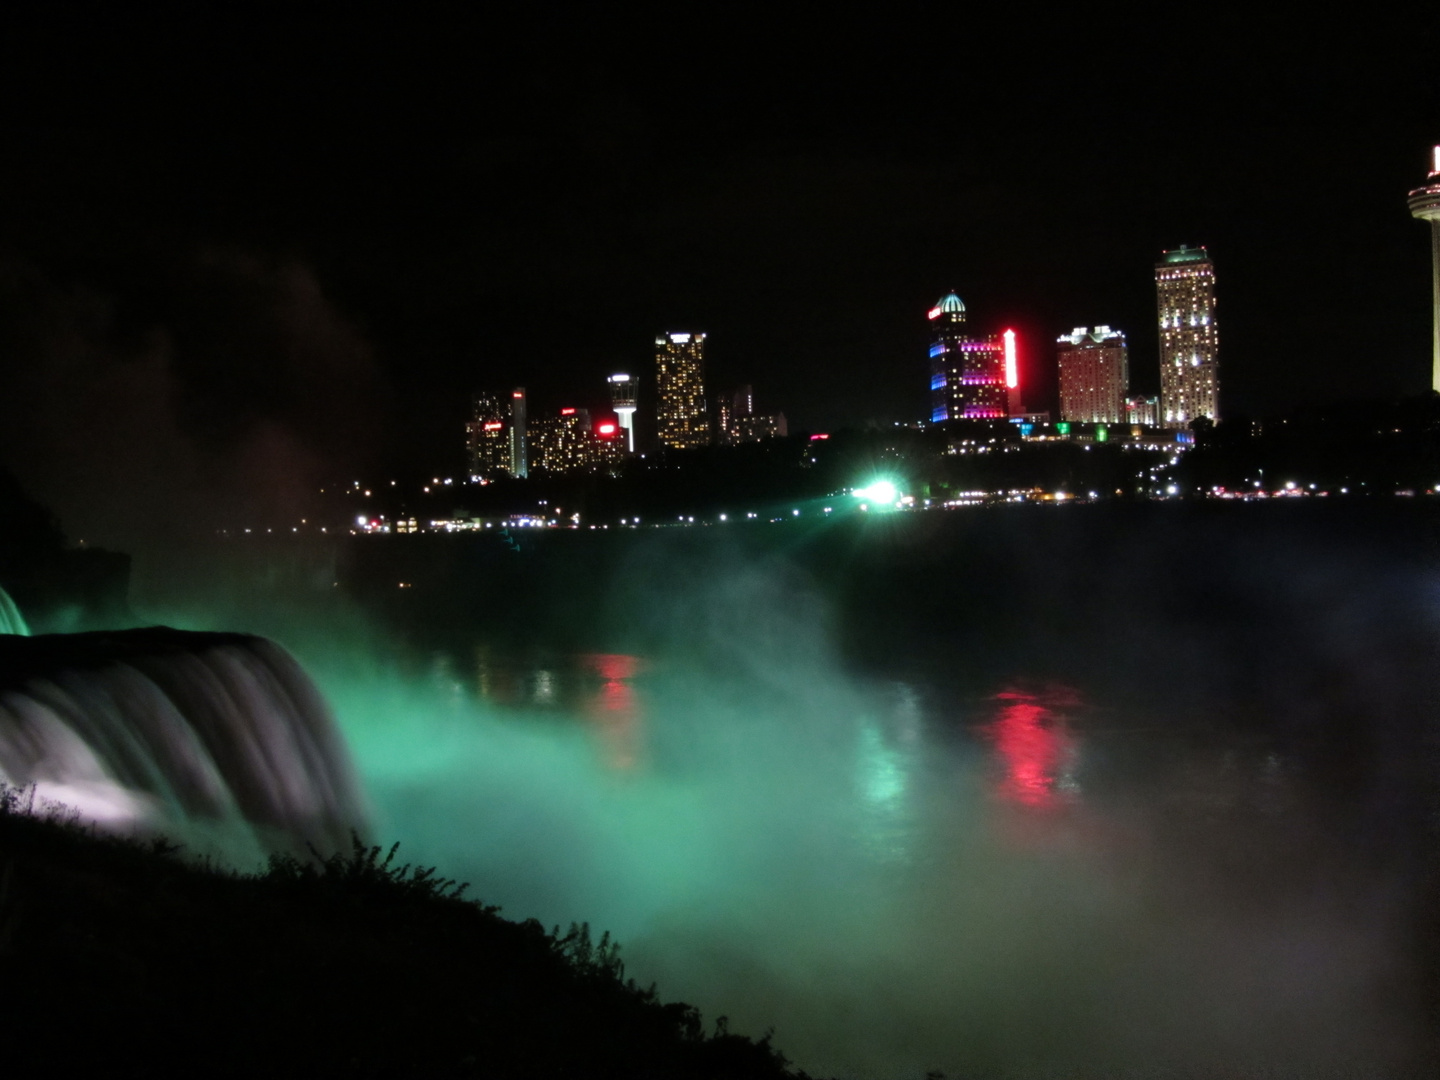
[732,412,788,442]
[1125,395,1159,426]
[592,416,626,472]
[1155,246,1218,428]
[655,332,710,449]
[466,393,513,481]
[927,292,1007,421]
[719,383,787,443]
[509,388,528,478]
[530,408,593,474]
[1057,326,1128,424]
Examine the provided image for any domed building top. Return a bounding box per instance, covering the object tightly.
[928,292,966,320]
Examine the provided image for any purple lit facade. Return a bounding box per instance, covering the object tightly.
[928,293,1007,421]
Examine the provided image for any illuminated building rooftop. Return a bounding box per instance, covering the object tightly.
[1058,325,1126,345]
[1160,245,1210,266]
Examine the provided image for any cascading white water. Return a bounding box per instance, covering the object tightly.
[0,628,367,861]
[0,585,29,636]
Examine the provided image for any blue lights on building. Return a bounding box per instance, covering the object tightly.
[929,343,946,357]
[930,373,947,391]
[932,406,949,422]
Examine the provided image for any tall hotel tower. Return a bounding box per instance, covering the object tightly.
[1057,326,1128,423]
[509,388,528,478]
[466,392,512,480]
[1408,146,1440,392]
[928,292,1007,421]
[655,332,710,448]
[1155,245,1218,427]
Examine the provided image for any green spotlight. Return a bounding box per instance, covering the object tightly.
[853,480,899,506]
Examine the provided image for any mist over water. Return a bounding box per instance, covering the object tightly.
[136,506,1438,1078]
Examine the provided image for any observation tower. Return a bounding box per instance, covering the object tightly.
[608,373,638,452]
[1409,146,1440,393]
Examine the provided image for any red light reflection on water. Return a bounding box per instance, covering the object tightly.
[580,653,645,771]
[982,690,1077,809]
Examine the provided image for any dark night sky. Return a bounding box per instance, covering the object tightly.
[0,4,1437,541]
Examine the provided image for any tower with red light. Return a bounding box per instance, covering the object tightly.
[928,292,1008,421]
[530,407,592,473]
[466,392,513,481]
[1408,145,1440,392]
[592,416,625,470]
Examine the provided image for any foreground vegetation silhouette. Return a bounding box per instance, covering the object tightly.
[0,786,809,1078]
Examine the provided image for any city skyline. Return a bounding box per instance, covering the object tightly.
[468,241,1208,469]
[0,6,1434,546]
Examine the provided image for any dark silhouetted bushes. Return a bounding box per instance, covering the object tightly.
[0,787,808,1078]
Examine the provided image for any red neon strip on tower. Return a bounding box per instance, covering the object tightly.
[1003,329,1018,389]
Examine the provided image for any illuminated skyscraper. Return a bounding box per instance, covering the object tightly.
[1156,246,1218,428]
[655,332,710,448]
[592,415,626,471]
[607,374,638,453]
[509,387,528,478]
[465,392,512,480]
[530,408,592,473]
[1408,145,1440,392]
[1057,326,1129,423]
[928,292,1006,421]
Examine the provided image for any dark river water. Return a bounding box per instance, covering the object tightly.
[146,501,1440,1078]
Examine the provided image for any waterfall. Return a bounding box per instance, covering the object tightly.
[0,585,29,636]
[0,628,367,860]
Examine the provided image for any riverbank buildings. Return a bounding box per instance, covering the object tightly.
[1156,245,1219,428]
[1057,326,1129,423]
[529,408,592,474]
[655,332,710,448]
[716,384,788,444]
[466,393,513,481]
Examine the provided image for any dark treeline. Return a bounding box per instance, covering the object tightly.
[0,468,131,629]
[1175,394,1440,494]
[0,790,808,1078]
